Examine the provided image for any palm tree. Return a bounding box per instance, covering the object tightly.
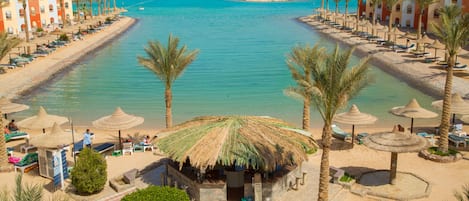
[0,109,8,171]
[334,0,341,20]
[285,44,326,131]
[415,0,435,50]
[0,32,21,61]
[60,0,66,27]
[289,44,371,201]
[455,184,469,201]
[75,0,80,23]
[385,0,399,41]
[137,35,199,128]
[343,0,350,27]
[89,0,93,19]
[431,5,469,153]
[370,0,382,36]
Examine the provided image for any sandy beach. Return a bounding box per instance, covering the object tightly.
[0,11,469,201]
[298,16,469,100]
[0,15,137,100]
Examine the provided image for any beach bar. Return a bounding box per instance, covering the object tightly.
[156,116,317,201]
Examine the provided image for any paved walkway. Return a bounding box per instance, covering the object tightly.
[300,17,469,99]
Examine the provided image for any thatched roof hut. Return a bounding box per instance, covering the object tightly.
[157,116,317,171]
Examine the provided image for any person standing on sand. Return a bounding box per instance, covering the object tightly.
[83,129,93,148]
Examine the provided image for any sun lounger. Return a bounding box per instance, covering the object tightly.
[73,140,115,156]
[357,133,369,144]
[448,134,467,148]
[417,132,435,146]
[5,131,29,142]
[394,44,416,53]
[331,125,352,141]
[14,152,39,173]
[122,142,133,155]
[133,142,154,152]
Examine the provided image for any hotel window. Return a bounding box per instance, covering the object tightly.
[19,8,25,16]
[396,4,400,12]
[406,20,411,27]
[406,5,412,14]
[65,2,69,8]
[370,2,373,7]
[7,27,13,34]
[5,11,12,19]
[40,6,45,13]
[378,4,382,9]
[434,9,440,18]
[49,4,54,11]
[30,7,36,16]
[452,0,457,3]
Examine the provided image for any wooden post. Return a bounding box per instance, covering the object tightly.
[253,173,262,201]
[389,152,398,184]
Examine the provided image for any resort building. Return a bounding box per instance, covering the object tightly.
[358,0,469,33]
[0,0,73,36]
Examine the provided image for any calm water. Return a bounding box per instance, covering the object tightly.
[15,0,438,129]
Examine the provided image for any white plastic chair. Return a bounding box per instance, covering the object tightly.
[122,142,133,155]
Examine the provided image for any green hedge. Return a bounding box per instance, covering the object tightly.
[122,186,190,201]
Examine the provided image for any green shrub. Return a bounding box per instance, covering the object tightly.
[428,146,458,156]
[58,34,69,42]
[36,27,43,32]
[339,173,354,183]
[71,148,107,194]
[122,186,190,201]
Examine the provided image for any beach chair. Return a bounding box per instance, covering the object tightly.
[20,139,37,153]
[122,142,133,155]
[93,143,115,154]
[5,131,29,142]
[357,133,369,144]
[14,153,39,173]
[331,125,352,141]
[448,134,467,148]
[133,142,154,153]
[417,132,435,146]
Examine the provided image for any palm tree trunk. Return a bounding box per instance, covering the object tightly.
[372,7,377,36]
[89,0,92,19]
[113,0,116,11]
[438,55,455,153]
[76,0,80,23]
[388,11,393,41]
[417,10,423,51]
[60,0,66,27]
[317,122,332,201]
[165,86,173,128]
[303,99,310,130]
[22,0,30,54]
[344,2,348,27]
[97,0,101,16]
[0,110,9,171]
[355,0,360,31]
[321,0,325,19]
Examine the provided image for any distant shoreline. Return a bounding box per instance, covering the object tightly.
[0,17,137,100]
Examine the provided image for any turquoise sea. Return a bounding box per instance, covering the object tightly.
[15,0,438,129]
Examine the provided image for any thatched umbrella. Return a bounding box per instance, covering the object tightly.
[429,39,445,61]
[461,115,469,124]
[390,99,438,133]
[17,106,68,133]
[432,93,469,124]
[0,97,29,119]
[29,122,73,148]
[416,35,432,52]
[333,104,377,147]
[363,125,429,184]
[92,107,144,150]
[156,116,317,171]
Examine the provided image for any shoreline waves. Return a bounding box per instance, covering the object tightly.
[0,16,137,100]
[298,16,469,99]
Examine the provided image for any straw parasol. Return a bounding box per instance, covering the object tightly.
[92,107,144,150]
[17,106,68,133]
[390,99,438,133]
[429,39,445,60]
[432,93,469,124]
[333,104,377,147]
[416,35,433,52]
[461,115,469,124]
[0,97,29,119]
[363,125,429,184]
[156,116,317,171]
[29,122,73,148]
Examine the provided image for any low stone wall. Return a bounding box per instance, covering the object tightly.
[262,165,303,201]
[167,165,226,201]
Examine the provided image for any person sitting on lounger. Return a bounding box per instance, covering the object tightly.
[4,126,10,134]
[83,129,93,148]
[8,120,19,132]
